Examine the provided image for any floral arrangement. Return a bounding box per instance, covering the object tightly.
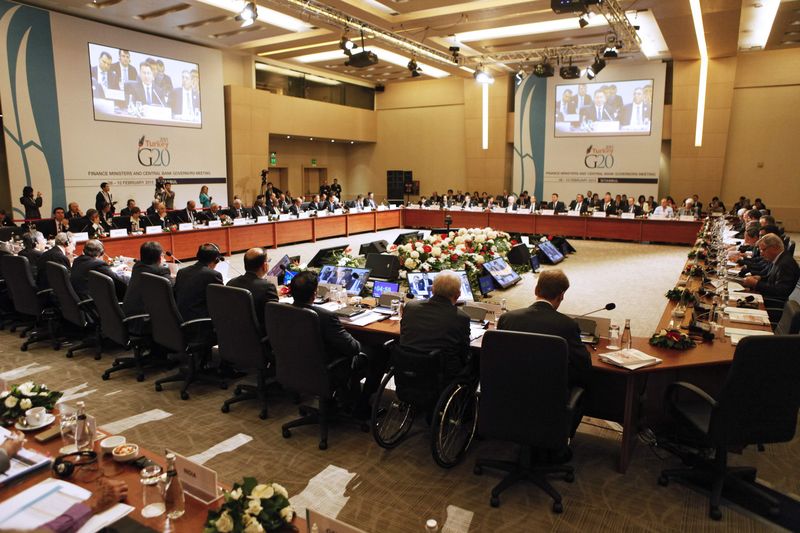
[649,329,696,350]
[1,382,62,423]
[204,478,294,533]
[329,248,365,269]
[665,288,697,305]
[687,248,707,260]
[683,265,705,278]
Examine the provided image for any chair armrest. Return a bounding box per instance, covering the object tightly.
[566,386,585,413]
[122,313,150,324]
[77,298,94,309]
[181,317,213,328]
[36,289,53,297]
[326,356,352,373]
[665,381,717,408]
[383,339,396,350]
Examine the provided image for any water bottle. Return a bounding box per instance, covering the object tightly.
[163,453,185,519]
[74,401,93,452]
[425,519,439,532]
[621,319,632,349]
[500,298,508,317]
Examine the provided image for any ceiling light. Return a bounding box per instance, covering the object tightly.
[454,17,607,42]
[559,59,580,80]
[586,56,606,79]
[532,59,554,78]
[197,0,312,32]
[514,68,525,85]
[738,0,780,50]
[236,1,257,27]
[578,15,589,28]
[690,0,708,147]
[339,35,355,56]
[603,47,618,58]
[296,47,449,78]
[473,66,494,84]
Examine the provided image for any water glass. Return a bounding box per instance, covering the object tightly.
[607,325,621,350]
[352,296,362,308]
[140,465,165,518]
[390,299,401,316]
[58,403,78,454]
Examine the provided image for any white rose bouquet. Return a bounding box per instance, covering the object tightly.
[204,478,294,533]
[1,382,62,423]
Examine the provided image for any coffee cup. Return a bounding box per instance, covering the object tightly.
[25,406,46,426]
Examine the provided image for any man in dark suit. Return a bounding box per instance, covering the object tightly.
[601,192,617,216]
[169,71,200,120]
[555,89,577,121]
[202,203,223,222]
[604,84,624,118]
[174,243,223,321]
[96,182,116,214]
[110,49,137,86]
[497,269,591,391]
[307,195,322,211]
[0,209,16,227]
[568,194,588,214]
[363,192,377,210]
[172,201,199,226]
[229,199,249,219]
[90,51,120,92]
[19,234,43,279]
[226,248,278,333]
[621,197,642,216]
[579,89,614,125]
[545,193,566,213]
[575,84,591,107]
[36,233,71,290]
[251,195,270,218]
[124,61,166,107]
[741,234,800,321]
[123,241,171,319]
[119,199,136,217]
[620,87,651,127]
[289,198,303,217]
[70,239,127,300]
[400,271,471,378]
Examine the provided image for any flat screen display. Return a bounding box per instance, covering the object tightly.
[372,281,399,298]
[282,270,297,285]
[407,271,474,303]
[318,265,371,296]
[538,241,564,264]
[88,43,202,128]
[267,255,291,277]
[554,79,653,137]
[483,258,521,289]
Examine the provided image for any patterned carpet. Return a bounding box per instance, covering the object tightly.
[1,230,797,532]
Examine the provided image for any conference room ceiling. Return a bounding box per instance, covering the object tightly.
[20,0,795,85]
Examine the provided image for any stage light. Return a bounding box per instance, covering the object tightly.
[514,68,525,85]
[603,47,618,58]
[473,66,494,84]
[559,58,580,79]
[586,56,606,79]
[578,15,589,28]
[407,58,421,77]
[339,35,355,56]
[236,1,257,27]
[532,59,554,78]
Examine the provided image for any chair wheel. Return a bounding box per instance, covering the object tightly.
[180,391,189,400]
[155,383,163,392]
[319,440,328,450]
[221,404,230,413]
[282,428,291,438]
[490,496,500,508]
[136,374,145,382]
[474,466,483,476]
[259,411,268,420]
[234,386,243,395]
[709,507,722,521]
[657,475,669,487]
[53,343,61,351]
[219,382,228,390]
[20,344,28,352]
[564,472,575,483]
[552,501,563,514]
[102,373,110,381]
[66,351,73,358]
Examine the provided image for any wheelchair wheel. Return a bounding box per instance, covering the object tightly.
[431,379,479,468]
[371,369,415,449]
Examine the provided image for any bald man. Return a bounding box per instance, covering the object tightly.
[226,248,279,333]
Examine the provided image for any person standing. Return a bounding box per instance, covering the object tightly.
[95,182,116,215]
[199,185,212,208]
[20,186,42,220]
[158,182,175,209]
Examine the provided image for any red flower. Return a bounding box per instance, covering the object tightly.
[450,254,459,261]
[548,235,553,240]
[423,245,432,253]
[666,331,682,342]
[511,239,517,245]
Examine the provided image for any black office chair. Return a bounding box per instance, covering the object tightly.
[0,255,56,351]
[0,249,22,331]
[658,335,800,520]
[773,299,800,335]
[88,271,152,382]
[140,273,219,400]
[264,302,361,450]
[208,285,274,419]
[45,262,101,359]
[473,330,584,513]
[787,240,796,257]
[766,276,800,326]
[35,219,57,239]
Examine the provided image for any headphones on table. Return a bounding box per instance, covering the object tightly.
[52,451,98,478]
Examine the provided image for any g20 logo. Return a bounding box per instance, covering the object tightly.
[138,147,171,167]
[584,154,614,169]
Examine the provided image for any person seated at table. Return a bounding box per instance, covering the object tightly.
[119,199,137,217]
[753,197,768,213]
[363,192,378,210]
[308,194,322,211]
[70,239,128,300]
[172,200,199,226]
[229,198,249,219]
[741,234,800,321]
[329,195,342,211]
[251,194,270,217]
[276,193,290,213]
[36,232,71,290]
[82,209,108,239]
[400,270,471,379]
[759,214,777,229]
[545,193,566,213]
[175,243,223,321]
[203,202,223,222]
[498,269,591,392]
[152,202,171,230]
[19,233,43,278]
[735,226,773,277]
[52,206,70,235]
[613,194,625,213]
[677,198,699,218]
[589,193,601,209]
[568,194,588,214]
[518,191,531,209]
[124,240,171,321]
[145,199,159,219]
[227,247,278,333]
[708,196,725,213]
[599,192,615,215]
[651,198,674,217]
[125,206,147,233]
[506,195,518,212]
[65,202,83,220]
[0,430,24,473]
[98,201,115,228]
[0,209,16,227]
[620,196,642,216]
[42,478,128,533]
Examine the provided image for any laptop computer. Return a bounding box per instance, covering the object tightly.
[372,291,404,315]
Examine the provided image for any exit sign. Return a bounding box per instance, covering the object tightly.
[311,158,317,167]
[270,151,277,165]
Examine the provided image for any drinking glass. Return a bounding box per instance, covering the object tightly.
[607,325,621,350]
[140,465,165,518]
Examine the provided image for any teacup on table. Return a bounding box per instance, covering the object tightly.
[25,406,46,426]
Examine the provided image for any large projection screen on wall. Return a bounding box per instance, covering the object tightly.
[554,79,654,137]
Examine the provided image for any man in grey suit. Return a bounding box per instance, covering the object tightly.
[110,49,137,86]
[91,51,120,92]
[742,233,800,321]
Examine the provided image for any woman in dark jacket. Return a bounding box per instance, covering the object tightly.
[20,186,42,220]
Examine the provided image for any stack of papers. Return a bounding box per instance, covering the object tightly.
[340,311,384,327]
[728,292,764,304]
[599,349,662,370]
[726,307,770,326]
[0,427,51,486]
[469,324,487,341]
[727,280,745,292]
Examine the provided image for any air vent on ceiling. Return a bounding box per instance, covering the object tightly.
[135,3,190,20]
[178,15,229,30]
[85,0,123,8]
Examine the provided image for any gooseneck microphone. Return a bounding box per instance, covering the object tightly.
[575,302,616,318]
[165,250,183,265]
[218,256,244,277]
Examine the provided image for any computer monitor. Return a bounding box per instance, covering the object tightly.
[282,269,297,285]
[267,255,291,277]
[537,240,564,264]
[529,254,541,273]
[478,275,495,297]
[372,280,400,298]
[483,257,521,289]
[406,271,474,302]
[308,245,348,268]
[318,265,371,296]
[393,231,421,245]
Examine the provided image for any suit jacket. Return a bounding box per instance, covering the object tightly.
[602,202,617,216]
[755,252,800,302]
[19,249,43,279]
[568,200,588,214]
[621,203,642,216]
[70,255,127,300]
[125,216,147,233]
[174,263,223,321]
[172,208,198,225]
[497,300,592,388]
[226,272,279,333]
[229,207,250,219]
[20,196,41,220]
[168,87,200,117]
[606,94,624,117]
[363,199,377,209]
[620,102,651,126]
[555,98,577,121]
[251,204,269,218]
[546,201,566,213]
[36,246,70,289]
[202,210,222,222]
[123,261,171,318]
[293,302,360,364]
[124,80,167,107]
[110,62,137,85]
[289,205,301,216]
[399,295,470,375]
[580,105,613,123]
[95,191,115,214]
[90,66,120,91]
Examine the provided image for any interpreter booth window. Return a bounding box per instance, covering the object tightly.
[255,64,374,110]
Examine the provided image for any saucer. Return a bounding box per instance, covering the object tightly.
[15,413,56,432]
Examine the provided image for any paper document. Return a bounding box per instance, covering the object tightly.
[599,349,662,370]
[725,307,768,317]
[187,433,253,465]
[341,311,384,327]
[729,292,764,304]
[469,325,487,341]
[727,281,745,292]
[724,327,774,337]
[0,428,51,486]
[100,408,172,435]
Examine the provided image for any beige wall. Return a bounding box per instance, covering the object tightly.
[267,137,350,198]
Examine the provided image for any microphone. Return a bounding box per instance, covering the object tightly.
[165,250,183,265]
[218,256,244,277]
[575,303,616,318]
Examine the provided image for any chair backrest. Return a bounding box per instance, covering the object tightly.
[140,272,185,353]
[45,261,86,327]
[478,330,568,449]
[391,344,443,407]
[788,276,800,306]
[207,285,265,371]
[264,302,330,396]
[710,335,800,445]
[1,255,41,316]
[787,240,796,257]
[774,299,800,335]
[87,271,128,346]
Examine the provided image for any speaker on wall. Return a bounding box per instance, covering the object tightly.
[506,244,532,266]
[359,240,388,255]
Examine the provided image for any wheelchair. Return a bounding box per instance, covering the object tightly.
[370,340,479,468]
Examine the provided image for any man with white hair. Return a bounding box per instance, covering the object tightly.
[400,270,471,378]
[741,233,800,321]
[677,198,698,218]
[36,232,72,290]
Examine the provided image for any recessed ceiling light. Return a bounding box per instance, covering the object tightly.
[781,39,800,44]
[331,139,335,142]
[350,141,354,144]
[791,20,800,25]
[785,31,800,36]
[309,137,314,140]
[286,135,290,139]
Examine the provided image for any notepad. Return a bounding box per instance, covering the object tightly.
[599,349,662,371]
[725,307,768,317]
[724,327,774,337]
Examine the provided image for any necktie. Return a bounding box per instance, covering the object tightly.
[146,87,152,105]
[635,105,641,125]
[597,107,602,121]
[122,68,127,84]
[102,72,107,88]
